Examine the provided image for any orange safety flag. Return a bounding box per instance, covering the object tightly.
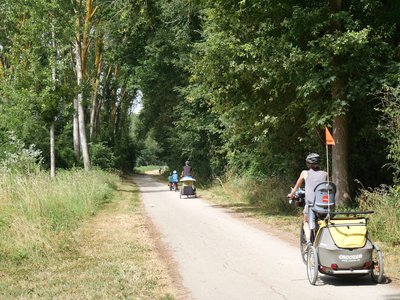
[325,127,335,145]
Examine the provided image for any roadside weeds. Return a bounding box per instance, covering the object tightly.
[0,178,176,299]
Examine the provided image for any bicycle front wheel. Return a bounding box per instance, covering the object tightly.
[307,246,318,285]
[300,223,307,264]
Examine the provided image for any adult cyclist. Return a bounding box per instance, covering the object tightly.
[181,160,193,178]
[288,153,327,246]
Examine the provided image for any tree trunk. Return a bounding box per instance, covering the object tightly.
[81,0,97,77]
[111,65,119,136]
[74,0,95,171]
[50,27,57,178]
[75,38,91,171]
[73,97,81,160]
[78,92,90,171]
[50,120,56,177]
[90,85,100,140]
[332,115,351,206]
[73,0,82,161]
[0,53,4,77]
[90,35,103,140]
[329,0,351,206]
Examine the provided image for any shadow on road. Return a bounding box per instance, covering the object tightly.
[210,203,288,217]
[318,274,395,287]
[142,190,180,194]
[116,188,139,193]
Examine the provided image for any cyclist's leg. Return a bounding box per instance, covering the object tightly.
[307,207,317,243]
[303,205,311,242]
[308,207,316,231]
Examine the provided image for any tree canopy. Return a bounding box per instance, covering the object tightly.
[1,0,400,202]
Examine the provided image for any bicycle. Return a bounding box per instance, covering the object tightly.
[290,182,384,285]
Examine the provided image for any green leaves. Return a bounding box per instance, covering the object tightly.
[1,0,397,186]
[376,85,400,180]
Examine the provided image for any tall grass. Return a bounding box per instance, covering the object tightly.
[358,185,400,245]
[216,172,294,215]
[0,169,117,263]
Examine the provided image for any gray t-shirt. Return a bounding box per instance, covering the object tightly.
[305,169,326,205]
[183,165,192,177]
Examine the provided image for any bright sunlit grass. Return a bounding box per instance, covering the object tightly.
[0,173,176,299]
[134,165,167,174]
[0,169,117,262]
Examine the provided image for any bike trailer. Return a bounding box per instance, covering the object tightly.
[315,217,373,275]
[180,176,197,198]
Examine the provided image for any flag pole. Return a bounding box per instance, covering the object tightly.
[325,127,335,220]
[325,127,335,183]
[326,143,329,185]
[326,140,330,219]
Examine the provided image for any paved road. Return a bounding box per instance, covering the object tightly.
[135,175,400,300]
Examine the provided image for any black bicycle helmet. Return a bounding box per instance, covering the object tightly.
[306,153,321,164]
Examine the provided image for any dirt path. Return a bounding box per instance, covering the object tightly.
[135,174,400,300]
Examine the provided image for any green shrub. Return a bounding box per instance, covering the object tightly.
[378,85,400,181]
[0,132,42,175]
[222,172,294,215]
[358,185,400,245]
[89,142,117,170]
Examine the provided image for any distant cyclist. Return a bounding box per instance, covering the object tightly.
[168,172,173,189]
[181,160,193,178]
[288,153,327,246]
[171,170,179,189]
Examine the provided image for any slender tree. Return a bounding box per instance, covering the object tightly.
[73,0,98,170]
[90,33,103,140]
[74,37,90,171]
[50,27,57,177]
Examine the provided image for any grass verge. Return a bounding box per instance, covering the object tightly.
[0,174,176,299]
[0,169,117,262]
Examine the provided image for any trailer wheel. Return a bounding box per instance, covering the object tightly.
[371,244,384,284]
[307,246,318,285]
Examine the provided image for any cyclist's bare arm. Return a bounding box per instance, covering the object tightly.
[288,170,307,197]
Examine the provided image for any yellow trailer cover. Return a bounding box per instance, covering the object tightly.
[320,218,367,248]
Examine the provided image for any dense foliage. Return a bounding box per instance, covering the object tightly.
[1,0,400,200]
[0,0,145,172]
[133,0,400,197]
